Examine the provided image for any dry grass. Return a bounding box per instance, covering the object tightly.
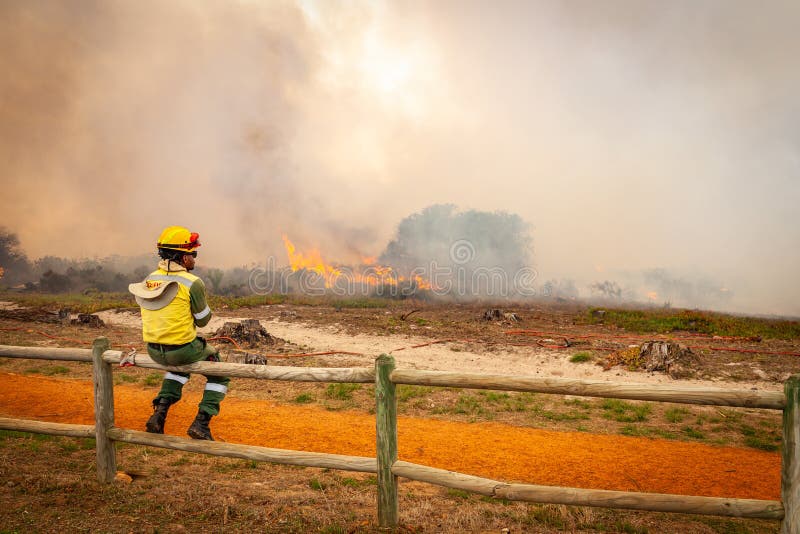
[0,431,780,533]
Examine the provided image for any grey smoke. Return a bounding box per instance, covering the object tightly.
[0,1,797,315]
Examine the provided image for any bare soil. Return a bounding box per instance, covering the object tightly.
[0,371,781,500]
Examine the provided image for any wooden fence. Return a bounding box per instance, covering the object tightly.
[0,338,796,532]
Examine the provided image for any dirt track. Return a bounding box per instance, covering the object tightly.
[1,371,781,501]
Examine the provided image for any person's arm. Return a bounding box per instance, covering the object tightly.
[189,279,213,327]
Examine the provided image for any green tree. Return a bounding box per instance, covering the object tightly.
[380,205,533,296]
[207,268,224,294]
[39,270,72,293]
[0,228,32,286]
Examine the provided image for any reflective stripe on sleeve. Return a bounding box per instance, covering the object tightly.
[164,372,189,384]
[205,383,228,394]
[148,274,195,288]
[193,305,211,320]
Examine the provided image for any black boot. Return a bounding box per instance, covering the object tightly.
[145,398,172,434]
[187,411,214,441]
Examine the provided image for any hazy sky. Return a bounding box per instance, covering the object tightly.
[1,1,798,315]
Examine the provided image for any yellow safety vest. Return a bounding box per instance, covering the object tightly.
[141,269,200,345]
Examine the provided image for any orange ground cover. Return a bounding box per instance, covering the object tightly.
[0,372,781,501]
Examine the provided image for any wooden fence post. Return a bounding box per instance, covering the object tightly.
[782,375,800,533]
[92,337,116,483]
[376,354,398,530]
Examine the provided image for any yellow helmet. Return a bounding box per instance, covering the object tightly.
[156,226,201,252]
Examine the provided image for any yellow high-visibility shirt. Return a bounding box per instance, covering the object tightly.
[140,266,212,345]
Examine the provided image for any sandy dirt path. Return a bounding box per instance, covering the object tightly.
[256,319,783,391]
[0,372,781,501]
[95,310,783,392]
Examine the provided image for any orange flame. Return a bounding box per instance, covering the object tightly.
[405,274,432,290]
[282,235,341,287]
[282,235,433,290]
[646,291,658,301]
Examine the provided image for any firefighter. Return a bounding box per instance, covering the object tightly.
[128,226,229,440]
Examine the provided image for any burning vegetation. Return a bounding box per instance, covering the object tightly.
[0,204,740,310]
[282,235,433,292]
[277,205,538,298]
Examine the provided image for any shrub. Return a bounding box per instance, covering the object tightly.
[569,352,592,363]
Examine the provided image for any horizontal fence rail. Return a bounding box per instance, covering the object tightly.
[390,369,786,410]
[108,428,377,472]
[0,345,94,362]
[0,340,795,531]
[392,461,784,520]
[0,345,375,383]
[0,344,781,405]
[0,416,95,438]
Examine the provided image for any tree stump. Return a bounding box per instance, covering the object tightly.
[639,341,698,378]
[482,309,520,322]
[213,319,274,348]
[483,309,502,321]
[72,314,105,327]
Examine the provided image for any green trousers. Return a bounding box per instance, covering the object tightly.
[147,337,230,416]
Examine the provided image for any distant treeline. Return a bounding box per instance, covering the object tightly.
[1,215,733,309]
[0,228,254,295]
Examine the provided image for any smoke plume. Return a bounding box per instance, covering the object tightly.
[0,1,798,315]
